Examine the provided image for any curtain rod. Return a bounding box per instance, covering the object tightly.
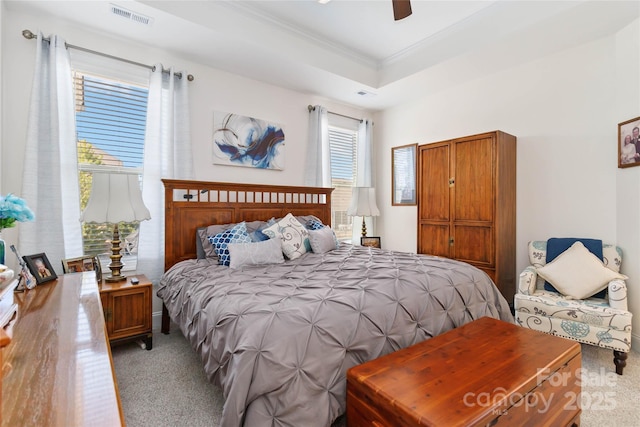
[307,105,363,123]
[22,29,194,81]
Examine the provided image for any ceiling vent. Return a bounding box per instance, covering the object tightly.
[356,89,377,98]
[110,4,153,26]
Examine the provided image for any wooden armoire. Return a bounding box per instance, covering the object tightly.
[417,131,516,305]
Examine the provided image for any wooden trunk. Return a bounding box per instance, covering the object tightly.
[417,131,517,305]
[347,317,581,427]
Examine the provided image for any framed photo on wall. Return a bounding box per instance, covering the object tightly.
[392,143,417,205]
[618,115,640,168]
[23,253,57,285]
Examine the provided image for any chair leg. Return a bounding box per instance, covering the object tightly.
[613,350,627,375]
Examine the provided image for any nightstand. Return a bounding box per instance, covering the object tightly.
[99,273,152,350]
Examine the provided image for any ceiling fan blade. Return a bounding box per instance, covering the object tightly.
[393,0,412,21]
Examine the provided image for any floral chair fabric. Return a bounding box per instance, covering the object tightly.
[515,240,632,375]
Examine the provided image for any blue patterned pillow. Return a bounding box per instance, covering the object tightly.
[306,218,325,230]
[250,217,277,242]
[208,222,252,266]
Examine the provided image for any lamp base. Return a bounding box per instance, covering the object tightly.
[361,217,367,237]
[105,223,126,283]
[104,273,127,283]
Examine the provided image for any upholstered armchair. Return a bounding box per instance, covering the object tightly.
[514,239,632,375]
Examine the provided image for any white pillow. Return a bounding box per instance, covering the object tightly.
[536,241,627,299]
[308,227,338,254]
[262,213,310,260]
[228,238,284,269]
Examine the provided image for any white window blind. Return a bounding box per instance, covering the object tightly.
[329,126,358,240]
[71,59,149,266]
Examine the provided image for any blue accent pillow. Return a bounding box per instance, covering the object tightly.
[545,238,606,298]
[208,222,252,266]
[306,218,325,230]
[250,229,269,242]
[250,217,277,242]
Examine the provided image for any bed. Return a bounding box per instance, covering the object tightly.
[157,179,513,427]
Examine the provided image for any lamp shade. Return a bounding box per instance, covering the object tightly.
[347,187,380,217]
[81,173,151,224]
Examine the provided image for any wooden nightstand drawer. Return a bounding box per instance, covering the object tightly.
[99,274,152,350]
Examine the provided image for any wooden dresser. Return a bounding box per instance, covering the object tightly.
[1,273,124,426]
[347,317,581,427]
[417,131,517,304]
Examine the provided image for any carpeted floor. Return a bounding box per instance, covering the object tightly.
[112,327,639,426]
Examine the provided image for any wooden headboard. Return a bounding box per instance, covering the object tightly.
[162,179,334,271]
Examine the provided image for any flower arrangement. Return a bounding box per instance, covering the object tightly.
[0,194,35,230]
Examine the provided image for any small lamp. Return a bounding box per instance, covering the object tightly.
[347,187,380,237]
[81,173,151,282]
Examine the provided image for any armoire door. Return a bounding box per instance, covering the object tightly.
[417,142,451,257]
[451,135,495,268]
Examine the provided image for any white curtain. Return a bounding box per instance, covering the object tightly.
[304,105,331,187]
[137,65,194,284]
[352,119,376,243]
[20,33,82,271]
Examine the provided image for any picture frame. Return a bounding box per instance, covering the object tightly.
[618,115,640,168]
[392,143,417,205]
[361,236,381,249]
[212,111,285,170]
[61,255,102,281]
[23,253,57,285]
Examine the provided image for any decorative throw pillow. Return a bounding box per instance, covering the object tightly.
[305,217,325,231]
[308,227,338,254]
[199,220,269,259]
[536,241,627,299]
[544,237,605,297]
[296,215,324,229]
[262,213,310,260]
[250,218,277,242]
[195,227,207,259]
[208,222,252,266]
[228,238,285,269]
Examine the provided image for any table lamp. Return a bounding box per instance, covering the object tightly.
[347,187,380,237]
[81,172,151,282]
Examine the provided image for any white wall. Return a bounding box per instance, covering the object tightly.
[375,21,640,347]
[615,18,640,349]
[0,8,370,327]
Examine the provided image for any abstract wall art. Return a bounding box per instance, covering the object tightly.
[212,112,285,170]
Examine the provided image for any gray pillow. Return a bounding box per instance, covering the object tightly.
[308,227,338,254]
[228,238,285,269]
[196,227,207,259]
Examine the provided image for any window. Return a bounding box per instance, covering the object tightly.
[328,126,358,241]
[71,53,149,268]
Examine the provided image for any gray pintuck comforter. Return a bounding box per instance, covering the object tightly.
[158,244,513,427]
